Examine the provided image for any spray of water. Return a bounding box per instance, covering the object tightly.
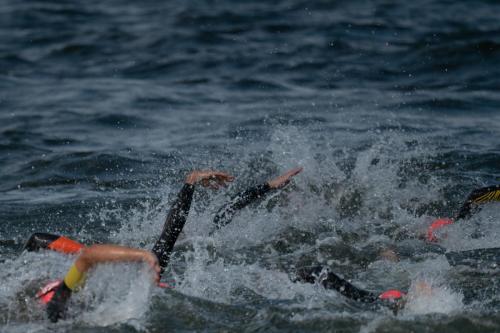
[1,123,497,331]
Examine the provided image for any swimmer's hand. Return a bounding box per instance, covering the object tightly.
[47,281,72,323]
[185,170,234,189]
[414,280,433,296]
[267,167,303,189]
[142,251,161,283]
[379,248,399,262]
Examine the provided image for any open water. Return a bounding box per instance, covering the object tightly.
[1,0,499,332]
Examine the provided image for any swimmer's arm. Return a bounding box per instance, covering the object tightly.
[295,266,378,303]
[295,266,405,312]
[322,271,406,312]
[321,270,379,303]
[47,245,160,322]
[152,170,234,273]
[213,167,302,229]
[75,244,160,280]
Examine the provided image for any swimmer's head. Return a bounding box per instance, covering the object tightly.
[379,289,405,300]
[379,289,406,314]
[426,218,454,242]
[36,280,62,305]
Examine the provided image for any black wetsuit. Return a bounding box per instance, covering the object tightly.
[212,183,271,229]
[151,183,195,274]
[294,266,379,303]
[24,233,61,252]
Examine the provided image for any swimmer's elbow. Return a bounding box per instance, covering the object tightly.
[75,245,101,272]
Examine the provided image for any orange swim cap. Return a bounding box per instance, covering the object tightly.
[47,237,84,254]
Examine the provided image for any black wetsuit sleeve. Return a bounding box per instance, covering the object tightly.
[455,185,500,220]
[322,271,379,303]
[46,281,72,322]
[24,233,60,252]
[213,183,271,229]
[295,266,379,303]
[152,183,195,274]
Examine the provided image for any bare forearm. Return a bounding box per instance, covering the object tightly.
[76,244,156,272]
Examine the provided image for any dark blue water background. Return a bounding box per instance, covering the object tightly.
[1,0,499,332]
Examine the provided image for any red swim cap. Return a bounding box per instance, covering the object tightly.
[378,289,405,300]
[426,218,454,242]
[36,280,62,305]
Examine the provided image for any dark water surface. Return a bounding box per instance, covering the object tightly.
[1,0,499,332]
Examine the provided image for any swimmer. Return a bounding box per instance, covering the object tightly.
[376,184,500,264]
[293,265,406,313]
[426,184,500,242]
[24,167,303,322]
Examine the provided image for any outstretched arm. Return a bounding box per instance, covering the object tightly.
[152,170,234,273]
[74,244,160,278]
[295,266,405,312]
[212,167,302,229]
[295,266,379,302]
[46,244,160,322]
